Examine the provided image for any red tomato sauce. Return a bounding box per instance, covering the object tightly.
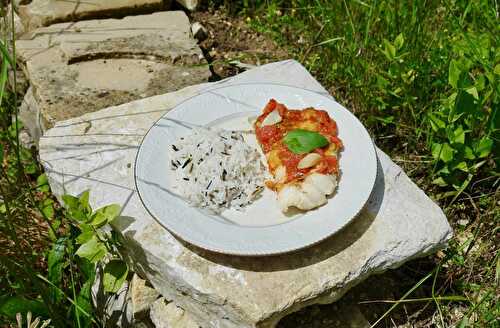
[255,99,342,183]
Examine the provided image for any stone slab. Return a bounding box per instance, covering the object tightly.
[16,11,210,141]
[18,0,169,30]
[150,298,200,328]
[131,274,161,319]
[39,60,452,327]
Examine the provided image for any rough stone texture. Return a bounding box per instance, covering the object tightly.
[16,11,210,142]
[19,87,42,144]
[131,274,160,319]
[4,5,26,37]
[176,0,199,11]
[18,0,170,30]
[150,298,201,328]
[39,60,452,328]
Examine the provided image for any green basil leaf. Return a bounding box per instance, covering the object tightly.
[283,129,329,154]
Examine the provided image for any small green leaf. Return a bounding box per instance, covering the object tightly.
[449,126,465,144]
[394,33,404,50]
[382,39,396,60]
[465,86,478,100]
[440,143,455,163]
[451,161,468,172]
[47,238,66,303]
[63,192,92,222]
[494,64,500,75]
[36,174,50,192]
[431,143,443,160]
[283,129,330,154]
[448,60,461,89]
[79,190,91,212]
[428,113,446,131]
[41,198,55,218]
[454,89,476,114]
[90,204,121,228]
[432,142,454,162]
[76,224,94,244]
[62,194,79,209]
[473,137,493,158]
[103,260,129,293]
[432,176,448,187]
[463,146,475,160]
[76,236,106,263]
[437,165,451,175]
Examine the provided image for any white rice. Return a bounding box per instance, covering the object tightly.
[170,127,266,213]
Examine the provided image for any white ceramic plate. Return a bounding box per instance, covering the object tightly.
[135,83,377,256]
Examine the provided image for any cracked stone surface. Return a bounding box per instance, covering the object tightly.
[18,0,170,30]
[150,298,200,328]
[16,11,210,141]
[39,60,452,327]
[130,274,160,319]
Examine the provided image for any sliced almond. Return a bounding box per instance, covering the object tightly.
[297,153,322,169]
[261,109,282,126]
[275,165,286,183]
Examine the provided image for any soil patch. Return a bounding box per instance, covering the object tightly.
[191,9,289,80]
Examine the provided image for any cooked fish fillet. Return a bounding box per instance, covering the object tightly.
[277,173,337,211]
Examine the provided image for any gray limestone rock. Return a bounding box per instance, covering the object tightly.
[130,274,160,319]
[16,11,210,142]
[3,5,26,37]
[18,0,170,30]
[39,60,452,328]
[19,87,42,145]
[150,298,200,328]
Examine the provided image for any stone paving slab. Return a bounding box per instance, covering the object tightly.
[39,60,452,327]
[16,11,209,142]
[18,0,169,30]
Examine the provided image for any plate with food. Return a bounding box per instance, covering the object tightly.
[135,83,377,255]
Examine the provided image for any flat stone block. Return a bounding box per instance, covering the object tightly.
[16,11,209,140]
[150,298,200,328]
[18,0,169,30]
[39,60,452,327]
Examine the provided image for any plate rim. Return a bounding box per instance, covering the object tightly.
[134,82,377,256]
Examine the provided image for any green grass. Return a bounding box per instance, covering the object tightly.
[223,0,499,326]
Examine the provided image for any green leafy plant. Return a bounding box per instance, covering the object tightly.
[62,191,128,294]
[233,0,499,326]
[428,31,498,198]
[0,4,127,327]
